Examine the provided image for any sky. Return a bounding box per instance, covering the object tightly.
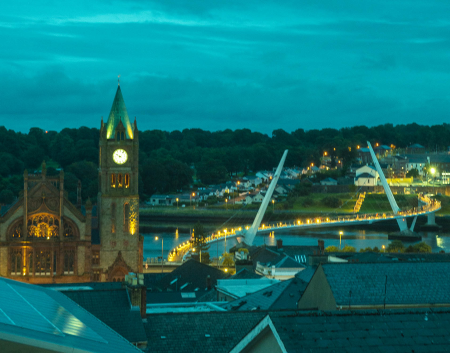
[1,1,450,134]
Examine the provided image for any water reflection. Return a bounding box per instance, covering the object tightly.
[143,228,448,260]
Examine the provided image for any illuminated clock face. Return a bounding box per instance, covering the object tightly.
[113,149,128,164]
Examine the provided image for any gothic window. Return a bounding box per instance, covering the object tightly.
[64,221,75,238]
[27,215,59,239]
[64,250,75,275]
[118,174,123,188]
[124,203,130,233]
[111,203,116,233]
[11,221,22,239]
[35,250,51,276]
[92,251,100,265]
[111,174,116,188]
[125,174,130,188]
[10,249,23,276]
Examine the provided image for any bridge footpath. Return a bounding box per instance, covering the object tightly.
[167,194,440,262]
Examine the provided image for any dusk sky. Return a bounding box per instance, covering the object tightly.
[2,1,450,134]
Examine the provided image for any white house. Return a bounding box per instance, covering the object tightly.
[354,165,379,186]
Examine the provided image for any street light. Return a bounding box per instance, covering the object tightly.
[225,198,228,210]
[176,198,179,209]
[339,231,343,250]
[155,236,164,273]
[431,168,436,193]
[272,199,275,212]
[382,244,386,253]
[236,181,240,206]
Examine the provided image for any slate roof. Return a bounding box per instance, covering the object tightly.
[62,289,147,344]
[154,260,229,292]
[230,268,263,280]
[356,172,375,179]
[410,143,425,148]
[146,291,205,304]
[144,311,265,353]
[322,262,450,306]
[269,308,450,352]
[0,277,140,353]
[143,272,166,290]
[41,281,123,291]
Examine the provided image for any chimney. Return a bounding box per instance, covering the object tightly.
[318,240,325,254]
[126,273,147,318]
[77,180,82,208]
[276,239,283,250]
[206,275,211,290]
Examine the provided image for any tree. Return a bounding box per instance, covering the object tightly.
[192,222,210,263]
[406,168,419,178]
[325,245,340,252]
[341,245,356,252]
[196,159,228,185]
[387,240,404,253]
[222,252,235,267]
[405,242,432,253]
[0,190,14,204]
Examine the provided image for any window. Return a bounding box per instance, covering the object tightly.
[35,250,51,276]
[125,174,129,188]
[111,174,116,188]
[64,221,75,238]
[27,251,33,275]
[93,270,100,282]
[27,215,59,239]
[10,249,23,276]
[111,203,116,233]
[92,251,100,265]
[118,174,123,188]
[124,203,130,233]
[64,250,75,275]
[116,131,125,141]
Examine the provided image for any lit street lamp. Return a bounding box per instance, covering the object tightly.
[272,199,275,212]
[176,197,179,209]
[382,244,386,253]
[155,236,164,273]
[431,167,436,194]
[225,198,228,210]
[339,231,343,250]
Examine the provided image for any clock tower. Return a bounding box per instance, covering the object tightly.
[97,83,142,281]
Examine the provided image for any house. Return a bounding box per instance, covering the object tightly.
[408,143,425,154]
[298,262,450,311]
[355,165,378,186]
[255,255,306,280]
[245,176,262,187]
[374,144,391,158]
[0,276,140,353]
[357,147,371,163]
[320,177,337,186]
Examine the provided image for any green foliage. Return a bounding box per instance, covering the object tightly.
[372,247,380,252]
[0,190,14,204]
[322,196,343,208]
[387,240,405,253]
[238,248,249,254]
[302,197,315,207]
[406,168,419,178]
[404,242,432,253]
[192,222,210,253]
[360,247,373,252]
[222,252,235,267]
[341,245,356,252]
[325,245,340,252]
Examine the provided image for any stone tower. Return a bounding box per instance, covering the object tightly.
[98,83,142,282]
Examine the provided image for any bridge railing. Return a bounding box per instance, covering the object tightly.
[167,195,440,262]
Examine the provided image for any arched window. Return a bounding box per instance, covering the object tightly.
[64,250,75,275]
[118,174,123,188]
[111,174,116,188]
[111,203,116,234]
[124,203,130,233]
[125,174,130,188]
[10,249,23,276]
[35,250,51,276]
[27,215,59,239]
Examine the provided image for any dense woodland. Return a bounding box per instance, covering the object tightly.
[1,123,450,204]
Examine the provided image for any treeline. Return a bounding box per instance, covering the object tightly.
[1,123,450,203]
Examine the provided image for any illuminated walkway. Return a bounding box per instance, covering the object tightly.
[168,194,440,261]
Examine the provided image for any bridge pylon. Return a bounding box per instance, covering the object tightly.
[238,150,288,245]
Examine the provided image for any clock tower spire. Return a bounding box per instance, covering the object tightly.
[97,83,142,282]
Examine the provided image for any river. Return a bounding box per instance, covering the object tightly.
[143,228,450,261]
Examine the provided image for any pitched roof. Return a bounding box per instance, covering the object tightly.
[230,268,263,280]
[62,289,147,344]
[322,262,450,306]
[0,277,140,353]
[105,85,134,139]
[410,143,425,148]
[356,172,375,179]
[155,260,229,292]
[269,308,450,352]
[144,311,265,353]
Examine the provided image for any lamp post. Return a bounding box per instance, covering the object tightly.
[155,236,164,273]
[339,231,343,250]
[431,167,436,194]
[176,198,179,209]
[236,181,240,206]
[382,244,386,253]
[225,198,228,210]
[272,199,275,212]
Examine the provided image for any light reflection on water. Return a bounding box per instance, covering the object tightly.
[143,229,447,260]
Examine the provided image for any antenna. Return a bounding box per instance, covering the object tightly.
[118,74,120,86]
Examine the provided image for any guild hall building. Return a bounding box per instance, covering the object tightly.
[0,84,143,283]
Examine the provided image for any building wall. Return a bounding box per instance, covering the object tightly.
[297,265,336,311]
[244,327,283,353]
